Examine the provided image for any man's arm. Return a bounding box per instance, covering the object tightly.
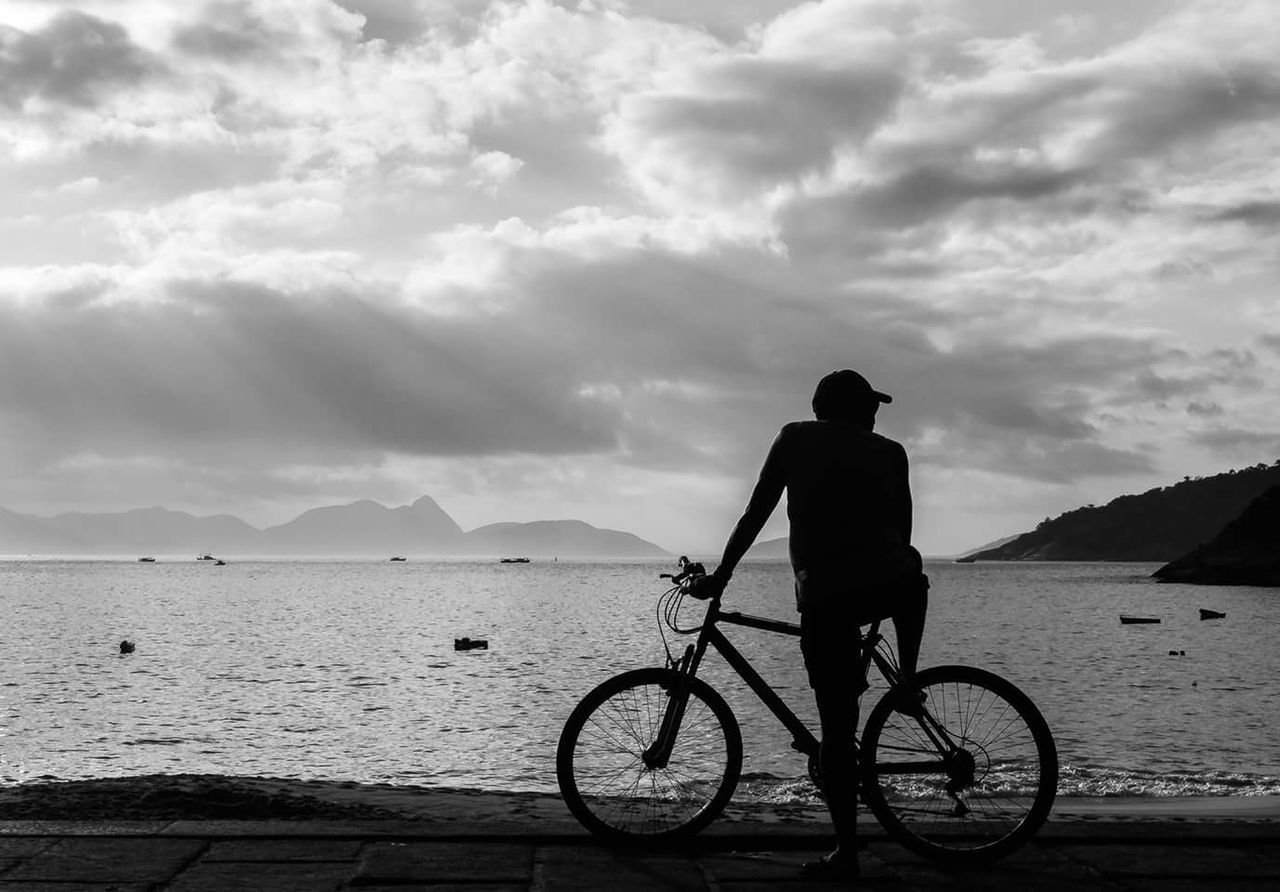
[710,430,787,586]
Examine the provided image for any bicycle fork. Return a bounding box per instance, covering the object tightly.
[642,644,695,770]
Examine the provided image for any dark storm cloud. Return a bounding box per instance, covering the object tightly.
[0,11,159,109]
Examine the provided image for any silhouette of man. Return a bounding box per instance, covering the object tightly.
[690,369,927,880]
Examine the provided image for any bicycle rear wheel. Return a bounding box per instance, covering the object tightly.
[556,667,742,841]
[861,665,1057,864]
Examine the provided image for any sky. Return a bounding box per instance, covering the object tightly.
[1,0,1278,556]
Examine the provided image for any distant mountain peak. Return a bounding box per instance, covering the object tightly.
[0,495,666,557]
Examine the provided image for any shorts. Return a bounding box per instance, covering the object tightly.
[799,602,869,692]
[798,574,929,690]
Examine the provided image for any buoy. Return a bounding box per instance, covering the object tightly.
[119,640,135,654]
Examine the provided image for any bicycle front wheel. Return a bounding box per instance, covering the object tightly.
[861,665,1058,864]
[556,667,742,841]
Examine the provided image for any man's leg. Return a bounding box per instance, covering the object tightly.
[891,577,929,682]
[799,609,862,877]
[813,682,861,864]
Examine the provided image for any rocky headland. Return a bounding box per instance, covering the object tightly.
[1152,485,1280,587]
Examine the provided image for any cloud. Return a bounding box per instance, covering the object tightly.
[0,277,624,468]
[1211,201,1280,227]
[0,10,160,109]
[172,0,310,62]
[1190,425,1280,456]
[2,0,1279,551]
[1186,401,1224,418]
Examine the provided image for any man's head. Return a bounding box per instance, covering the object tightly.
[812,369,892,427]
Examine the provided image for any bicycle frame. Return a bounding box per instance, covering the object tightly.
[644,592,965,786]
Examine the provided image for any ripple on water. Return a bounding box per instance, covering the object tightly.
[2,558,1277,799]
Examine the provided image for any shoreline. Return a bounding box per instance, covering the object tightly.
[3,774,1278,825]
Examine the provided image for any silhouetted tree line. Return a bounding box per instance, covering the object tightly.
[969,460,1280,562]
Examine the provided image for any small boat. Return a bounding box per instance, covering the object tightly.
[500,557,530,564]
[197,553,215,561]
[454,637,489,651]
[1198,608,1226,620]
[389,556,407,562]
[1120,615,1161,624]
[137,557,156,563]
[214,559,226,566]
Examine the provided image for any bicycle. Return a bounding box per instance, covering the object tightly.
[556,560,1058,864]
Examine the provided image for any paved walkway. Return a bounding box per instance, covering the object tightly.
[1,816,1278,891]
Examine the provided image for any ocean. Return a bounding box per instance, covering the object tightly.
[2,557,1278,802]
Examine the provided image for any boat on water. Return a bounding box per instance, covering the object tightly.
[137,557,156,563]
[1120,615,1161,624]
[214,559,226,566]
[389,556,407,562]
[500,557,531,564]
[197,553,215,561]
[1199,608,1226,620]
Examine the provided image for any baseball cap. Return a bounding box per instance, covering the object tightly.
[812,369,892,419]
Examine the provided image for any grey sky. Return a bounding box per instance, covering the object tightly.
[1,0,1277,553]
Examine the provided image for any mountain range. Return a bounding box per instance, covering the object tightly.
[0,496,667,558]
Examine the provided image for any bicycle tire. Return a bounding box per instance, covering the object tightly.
[557,667,743,840]
[861,664,1058,864]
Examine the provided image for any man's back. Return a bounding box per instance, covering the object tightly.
[773,420,915,607]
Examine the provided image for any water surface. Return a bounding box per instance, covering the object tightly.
[2,557,1276,799]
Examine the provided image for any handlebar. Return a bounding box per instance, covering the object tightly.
[660,556,715,598]
[659,556,705,582]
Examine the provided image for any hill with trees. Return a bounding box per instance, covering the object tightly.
[1152,485,1280,586]
[963,461,1280,562]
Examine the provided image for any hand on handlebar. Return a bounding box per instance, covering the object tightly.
[661,556,726,599]
[683,573,726,600]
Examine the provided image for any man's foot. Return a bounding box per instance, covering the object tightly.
[800,850,860,880]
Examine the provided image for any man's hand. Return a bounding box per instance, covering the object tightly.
[684,571,727,600]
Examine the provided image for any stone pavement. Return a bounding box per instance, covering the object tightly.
[0,817,1278,891]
